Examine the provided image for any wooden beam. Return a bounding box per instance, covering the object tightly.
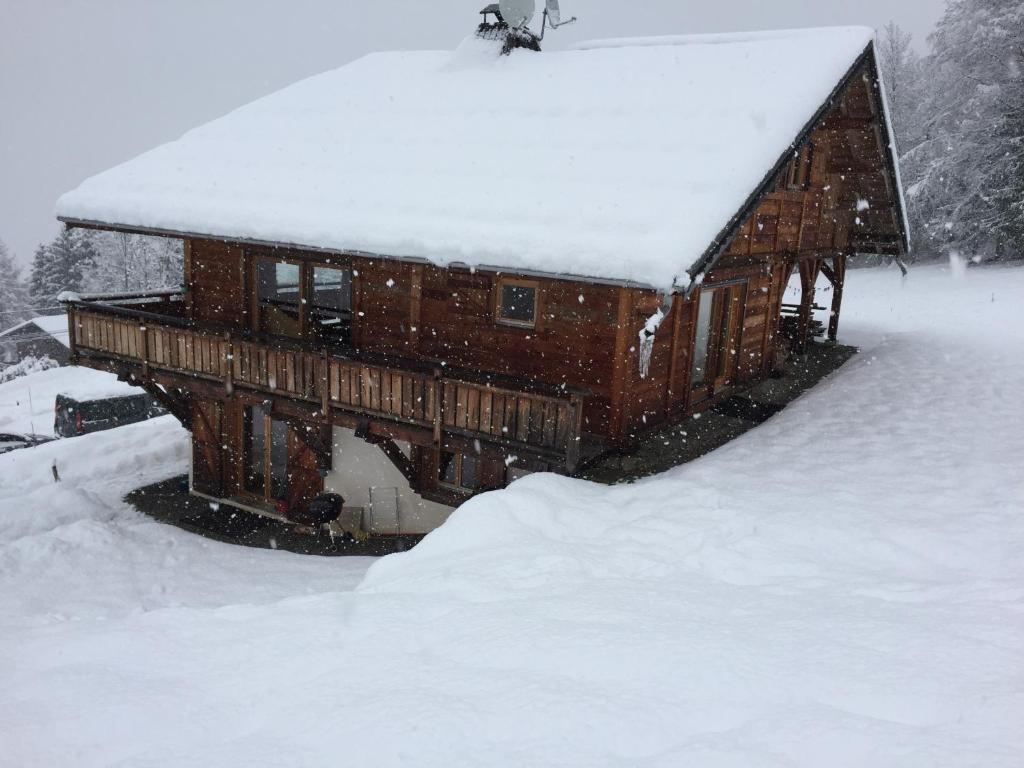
[796,259,822,353]
[372,437,418,488]
[664,294,685,418]
[138,381,192,429]
[827,252,848,342]
[608,287,633,442]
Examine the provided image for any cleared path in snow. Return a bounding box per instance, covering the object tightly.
[0,263,1021,767]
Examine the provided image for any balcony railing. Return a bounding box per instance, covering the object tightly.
[64,294,584,470]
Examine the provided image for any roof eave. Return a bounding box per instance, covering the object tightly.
[57,216,662,292]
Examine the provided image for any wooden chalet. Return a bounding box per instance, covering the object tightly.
[54,27,909,534]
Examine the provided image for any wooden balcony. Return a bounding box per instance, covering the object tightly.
[64,293,585,470]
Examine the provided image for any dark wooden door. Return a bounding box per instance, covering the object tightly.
[286,430,324,521]
[191,399,223,497]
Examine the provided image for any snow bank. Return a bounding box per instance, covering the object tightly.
[57,27,875,289]
[1,264,1021,766]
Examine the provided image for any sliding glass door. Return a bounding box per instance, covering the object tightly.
[244,405,290,504]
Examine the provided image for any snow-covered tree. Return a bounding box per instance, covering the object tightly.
[0,238,31,332]
[878,22,921,144]
[28,228,97,306]
[899,0,1024,260]
[81,231,184,294]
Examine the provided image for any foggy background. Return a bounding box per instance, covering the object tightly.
[1,0,945,265]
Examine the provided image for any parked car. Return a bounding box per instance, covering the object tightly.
[0,433,54,455]
[54,392,166,438]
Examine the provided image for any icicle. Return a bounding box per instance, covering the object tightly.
[638,308,665,380]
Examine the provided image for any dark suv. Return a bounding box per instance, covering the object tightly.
[54,392,166,438]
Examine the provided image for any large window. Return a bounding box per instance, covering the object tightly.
[691,288,717,390]
[244,405,290,503]
[254,257,353,344]
[495,278,538,328]
[438,451,481,493]
[310,265,353,343]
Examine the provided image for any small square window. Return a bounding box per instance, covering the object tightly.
[439,451,481,492]
[780,143,814,191]
[495,279,538,328]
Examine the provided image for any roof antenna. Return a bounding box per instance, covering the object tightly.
[477,0,577,55]
[539,0,577,38]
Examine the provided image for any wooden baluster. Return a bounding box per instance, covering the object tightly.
[224,332,234,396]
[140,322,149,376]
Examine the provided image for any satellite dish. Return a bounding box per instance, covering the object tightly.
[499,0,535,29]
[545,0,561,26]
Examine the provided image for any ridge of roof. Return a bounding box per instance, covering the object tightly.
[574,26,875,52]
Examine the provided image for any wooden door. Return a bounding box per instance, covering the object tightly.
[286,430,324,520]
[191,399,223,497]
[713,283,747,391]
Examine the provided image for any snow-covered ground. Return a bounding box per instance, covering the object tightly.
[1,263,1022,767]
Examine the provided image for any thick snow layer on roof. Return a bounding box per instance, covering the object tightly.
[0,314,70,347]
[57,27,875,289]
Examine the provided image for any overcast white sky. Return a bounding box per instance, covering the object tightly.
[1,0,946,267]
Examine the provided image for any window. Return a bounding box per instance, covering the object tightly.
[691,288,717,389]
[310,265,353,343]
[495,278,538,328]
[439,451,481,492]
[257,260,302,337]
[244,405,290,503]
[780,143,814,190]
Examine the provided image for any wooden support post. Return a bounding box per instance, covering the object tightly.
[66,306,79,364]
[827,252,847,342]
[664,294,684,418]
[320,353,330,415]
[609,287,633,443]
[432,368,443,448]
[796,258,821,354]
[565,393,583,474]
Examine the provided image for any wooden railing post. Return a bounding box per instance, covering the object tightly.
[66,305,79,364]
[140,322,150,375]
[433,368,443,447]
[566,393,583,474]
[320,353,330,415]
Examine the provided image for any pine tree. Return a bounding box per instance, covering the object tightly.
[28,229,97,306]
[983,20,1024,257]
[902,0,1024,260]
[0,238,30,332]
[81,231,184,294]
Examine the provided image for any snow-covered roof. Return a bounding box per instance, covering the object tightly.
[0,314,70,347]
[57,27,879,290]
